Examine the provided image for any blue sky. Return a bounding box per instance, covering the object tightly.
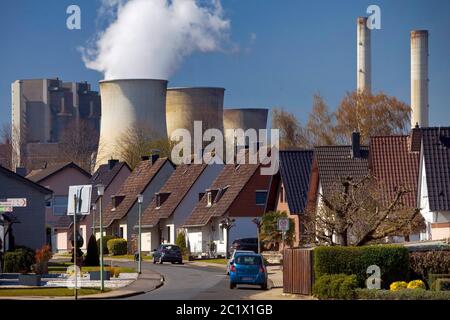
[0,0,449,127]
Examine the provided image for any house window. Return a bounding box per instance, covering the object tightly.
[119,227,124,238]
[207,192,212,207]
[255,190,268,206]
[156,194,161,209]
[53,196,68,216]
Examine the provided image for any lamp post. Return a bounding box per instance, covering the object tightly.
[252,218,261,254]
[137,194,144,274]
[96,184,105,292]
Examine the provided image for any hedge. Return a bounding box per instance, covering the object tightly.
[3,247,36,273]
[313,274,358,300]
[409,250,450,284]
[314,245,410,289]
[356,288,450,300]
[107,238,128,256]
[97,235,118,255]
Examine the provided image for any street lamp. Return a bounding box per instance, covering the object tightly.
[96,184,105,292]
[137,194,144,274]
[252,218,261,254]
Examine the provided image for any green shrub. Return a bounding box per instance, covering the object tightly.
[429,274,450,290]
[97,235,118,255]
[409,250,450,285]
[84,235,100,266]
[175,232,188,256]
[313,274,357,299]
[3,247,36,273]
[356,288,450,300]
[436,279,450,291]
[107,238,128,256]
[314,245,409,289]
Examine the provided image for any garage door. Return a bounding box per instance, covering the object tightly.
[142,232,151,252]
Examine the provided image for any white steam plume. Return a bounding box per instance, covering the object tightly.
[82,0,231,80]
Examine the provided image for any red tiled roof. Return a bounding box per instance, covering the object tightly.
[369,135,420,207]
[101,158,171,227]
[141,164,207,227]
[183,163,259,227]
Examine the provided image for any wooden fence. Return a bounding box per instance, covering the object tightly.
[283,248,314,295]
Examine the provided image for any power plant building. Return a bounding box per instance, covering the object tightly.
[357,17,371,93]
[11,78,101,170]
[411,30,429,128]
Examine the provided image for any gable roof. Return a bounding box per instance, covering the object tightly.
[102,158,172,227]
[183,163,260,227]
[91,161,131,204]
[278,150,314,214]
[315,145,369,196]
[421,127,450,211]
[0,165,52,195]
[26,162,91,183]
[140,164,208,227]
[370,135,420,208]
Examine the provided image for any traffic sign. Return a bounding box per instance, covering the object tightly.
[67,185,92,215]
[277,218,290,232]
[0,198,27,207]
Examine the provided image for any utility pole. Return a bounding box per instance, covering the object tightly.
[137,194,143,274]
[96,184,105,292]
[73,193,78,300]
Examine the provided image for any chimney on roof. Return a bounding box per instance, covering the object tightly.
[150,149,160,164]
[351,131,361,158]
[15,167,27,177]
[108,159,119,170]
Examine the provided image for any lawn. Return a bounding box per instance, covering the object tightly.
[0,287,110,297]
[196,258,228,265]
[47,262,136,274]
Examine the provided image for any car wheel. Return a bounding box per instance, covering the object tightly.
[153,258,157,264]
[230,282,236,289]
[261,282,268,290]
[178,260,183,264]
[159,257,163,264]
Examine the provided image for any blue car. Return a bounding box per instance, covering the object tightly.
[229,253,268,290]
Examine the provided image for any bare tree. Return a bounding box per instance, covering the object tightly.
[303,175,425,246]
[271,108,309,149]
[117,122,174,169]
[0,123,13,169]
[58,119,99,173]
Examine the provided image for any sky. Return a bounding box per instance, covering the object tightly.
[0,0,449,127]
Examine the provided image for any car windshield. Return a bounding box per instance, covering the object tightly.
[163,245,179,251]
[235,255,261,265]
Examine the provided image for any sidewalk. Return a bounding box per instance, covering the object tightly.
[0,268,163,300]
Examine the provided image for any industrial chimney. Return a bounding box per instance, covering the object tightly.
[357,17,371,93]
[411,30,429,128]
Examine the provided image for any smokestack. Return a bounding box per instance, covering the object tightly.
[411,30,429,128]
[357,17,371,93]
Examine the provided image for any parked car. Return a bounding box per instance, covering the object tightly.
[152,244,183,264]
[230,238,259,253]
[226,250,254,275]
[229,252,268,290]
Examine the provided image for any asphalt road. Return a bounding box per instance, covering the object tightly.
[115,261,265,300]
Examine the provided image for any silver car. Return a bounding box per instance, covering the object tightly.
[226,250,254,275]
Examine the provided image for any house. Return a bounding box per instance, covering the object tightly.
[88,159,131,239]
[306,133,369,244]
[98,155,175,253]
[369,135,421,241]
[265,150,314,247]
[26,162,91,252]
[183,162,271,258]
[0,165,52,251]
[416,127,450,240]
[138,163,224,252]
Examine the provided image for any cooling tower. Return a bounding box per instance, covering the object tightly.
[411,30,429,128]
[357,17,371,93]
[223,108,268,147]
[166,87,225,141]
[96,79,168,168]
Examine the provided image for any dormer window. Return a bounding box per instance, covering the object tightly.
[156,194,162,209]
[207,191,213,207]
[111,195,125,211]
[155,192,170,209]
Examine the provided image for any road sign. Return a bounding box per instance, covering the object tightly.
[277,218,290,232]
[0,198,27,207]
[67,185,92,215]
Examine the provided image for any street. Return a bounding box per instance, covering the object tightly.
[114,261,266,300]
